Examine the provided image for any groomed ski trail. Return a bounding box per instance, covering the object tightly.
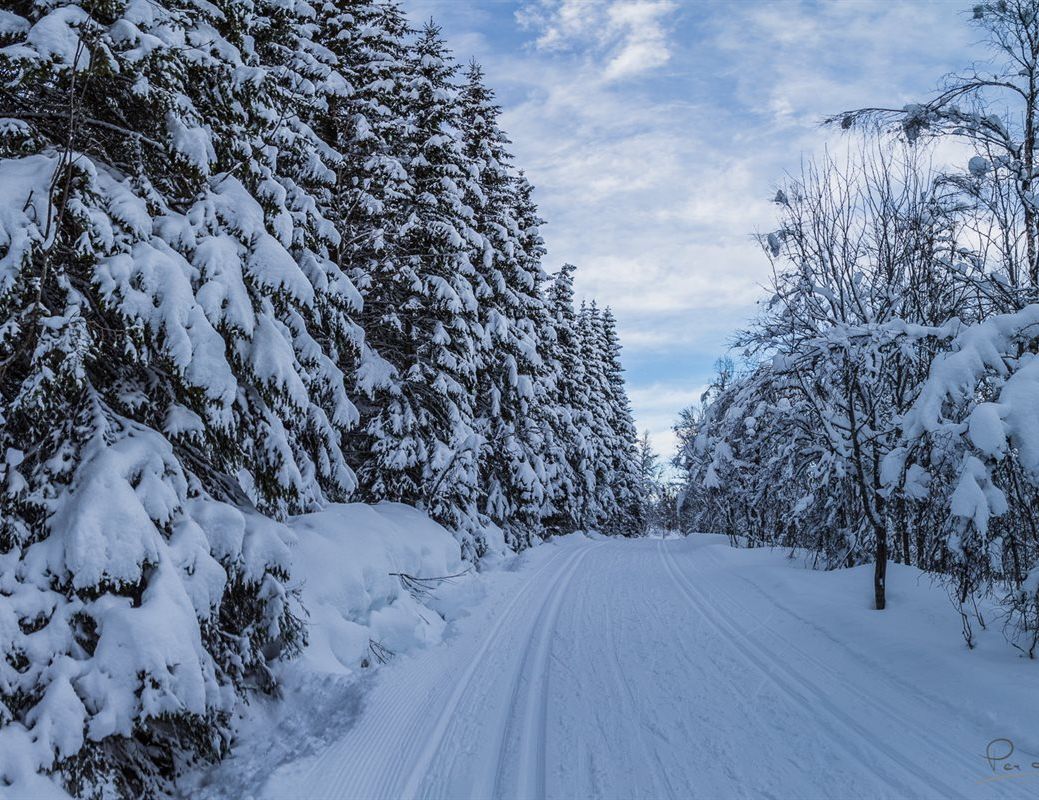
[247,535,1039,800]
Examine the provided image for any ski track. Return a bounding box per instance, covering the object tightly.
[489,543,601,800]
[247,536,1036,800]
[691,545,997,774]
[657,540,966,800]
[595,547,673,800]
[409,544,592,800]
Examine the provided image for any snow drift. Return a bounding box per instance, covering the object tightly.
[1,499,479,799]
[287,502,473,676]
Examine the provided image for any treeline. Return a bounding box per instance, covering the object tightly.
[0,0,643,795]
[676,1,1039,653]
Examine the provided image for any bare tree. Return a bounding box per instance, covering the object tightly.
[833,0,1039,295]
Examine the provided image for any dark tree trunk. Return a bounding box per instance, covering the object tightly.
[874,525,888,610]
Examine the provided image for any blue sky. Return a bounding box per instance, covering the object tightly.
[404,0,978,460]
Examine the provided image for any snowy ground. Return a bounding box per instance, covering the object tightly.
[192,534,1039,799]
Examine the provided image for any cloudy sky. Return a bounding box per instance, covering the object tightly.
[405,0,979,461]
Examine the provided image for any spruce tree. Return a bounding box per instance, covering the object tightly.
[577,301,616,529]
[306,0,412,470]
[459,62,549,548]
[352,21,484,556]
[542,264,594,532]
[599,307,645,535]
[514,172,561,538]
[0,0,358,791]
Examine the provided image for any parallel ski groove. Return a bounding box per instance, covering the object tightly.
[491,542,600,800]
[657,539,967,800]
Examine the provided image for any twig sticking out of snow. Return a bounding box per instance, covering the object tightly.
[367,639,396,666]
[389,569,472,601]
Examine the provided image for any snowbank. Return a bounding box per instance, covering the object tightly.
[287,502,467,675]
[4,501,479,799]
[185,505,506,799]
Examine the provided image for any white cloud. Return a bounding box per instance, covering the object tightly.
[709,2,975,131]
[627,380,709,464]
[403,0,977,460]
[517,0,678,81]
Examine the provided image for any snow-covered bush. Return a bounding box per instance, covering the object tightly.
[888,305,1039,649]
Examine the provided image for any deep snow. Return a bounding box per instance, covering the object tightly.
[190,533,1039,800]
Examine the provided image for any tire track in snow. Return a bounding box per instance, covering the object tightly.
[657,539,968,800]
[490,542,602,800]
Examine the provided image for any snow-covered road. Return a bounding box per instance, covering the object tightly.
[217,535,1039,799]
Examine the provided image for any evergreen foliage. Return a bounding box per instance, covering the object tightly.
[0,1,645,794]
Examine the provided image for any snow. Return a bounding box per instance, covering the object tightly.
[22,6,91,67]
[950,456,1006,537]
[189,534,1039,799]
[889,304,1039,543]
[42,428,172,588]
[287,502,465,675]
[0,154,55,296]
[968,155,989,176]
[97,236,238,411]
[967,401,1007,458]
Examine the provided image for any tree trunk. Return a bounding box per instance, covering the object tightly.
[874,525,888,610]
[1020,53,1038,289]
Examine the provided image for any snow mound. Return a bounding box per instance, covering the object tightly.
[288,502,467,675]
[184,504,492,799]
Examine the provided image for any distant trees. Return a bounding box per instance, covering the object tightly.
[636,430,683,534]
[676,0,1039,650]
[0,1,645,795]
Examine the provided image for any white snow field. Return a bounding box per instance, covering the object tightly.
[197,534,1039,800]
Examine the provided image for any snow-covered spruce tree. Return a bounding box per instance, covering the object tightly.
[576,302,620,530]
[541,263,594,533]
[306,0,411,403]
[350,21,485,557]
[237,0,363,512]
[598,307,645,535]
[459,62,550,549]
[512,174,571,536]
[0,0,365,792]
[636,430,674,533]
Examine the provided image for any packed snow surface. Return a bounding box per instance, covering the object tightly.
[195,534,1039,799]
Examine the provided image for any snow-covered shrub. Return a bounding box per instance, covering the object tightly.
[890,305,1039,648]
